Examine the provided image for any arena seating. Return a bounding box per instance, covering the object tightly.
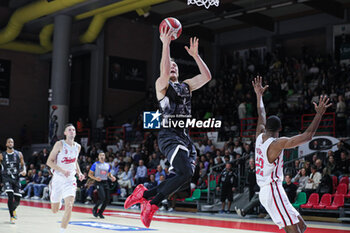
[292,192,307,208]
[339,177,349,186]
[300,193,319,209]
[332,183,348,197]
[313,194,332,209]
[325,194,345,210]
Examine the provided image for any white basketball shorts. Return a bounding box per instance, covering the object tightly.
[259,182,300,229]
[49,174,77,203]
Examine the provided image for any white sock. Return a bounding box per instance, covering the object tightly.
[60,228,65,233]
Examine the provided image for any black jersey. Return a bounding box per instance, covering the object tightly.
[159,81,191,130]
[1,150,21,180]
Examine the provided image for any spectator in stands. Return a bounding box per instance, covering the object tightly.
[87,145,98,161]
[294,159,302,172]
[117,165,133,193]
[75,171,88,203]
[292,168,308,194]
[110,160,119,177]
[39,148,49,165]
[24,169,39,199]
[235,158,260,217]
[213,156,224,173]
[204,140,213,154]
[155,165,166,184]
[148,153,159,170]
[336,151,349,177]
[196,140,206,155]
[135,160,147,185]
[316,171,333,196]
[32,171,51,199]
[233,139,242,155]
[217,163,237,213]
[311,153,318,166]
[303,165,322,198]
[122,119,133,142]
[197,162,207,189]
[214,150,223,164]
[84,178,96,204]
[315,159,323,174]
[303,160,311,176]
[158,174,165,185]
[242,143,253,159]
[334,142,345,162]
[246,158,257,201]
[323,155,337,176]
[144,174,157,189]
[28,151,40,170]
[283,174,298,203]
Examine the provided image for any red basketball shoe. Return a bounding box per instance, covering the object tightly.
[141,200,159,228]
[124,184,147,209]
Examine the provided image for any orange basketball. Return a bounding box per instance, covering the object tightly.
[159,17,182,40]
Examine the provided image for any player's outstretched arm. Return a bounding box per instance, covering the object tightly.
[252,76,269,138]
[268,95,332,163]
[156,26,173,97]
[183,37,211,92]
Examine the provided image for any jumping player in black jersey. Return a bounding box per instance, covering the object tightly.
[124,26,211,228]
[0,138,26,224]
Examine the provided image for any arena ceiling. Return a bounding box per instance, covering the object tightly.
[0,0,350,49]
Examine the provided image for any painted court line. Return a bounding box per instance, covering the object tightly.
[1,198,350,233]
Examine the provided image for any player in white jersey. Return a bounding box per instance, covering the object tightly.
[46,124,85,233]
[252,76,331,233]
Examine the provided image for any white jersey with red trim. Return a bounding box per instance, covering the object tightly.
[255,133,284,187]
[54,140,79,178]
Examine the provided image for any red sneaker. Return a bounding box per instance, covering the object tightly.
[124,184,148,209]
[141,201,159,228]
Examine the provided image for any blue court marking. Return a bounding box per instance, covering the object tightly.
[67,221,156,231]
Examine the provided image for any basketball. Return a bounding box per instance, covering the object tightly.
[159,17,182,40]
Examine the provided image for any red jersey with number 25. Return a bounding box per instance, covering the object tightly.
[255,133,284,187]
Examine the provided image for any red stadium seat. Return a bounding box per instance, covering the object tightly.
[301,193,319,209]
[332,183,347,197]
[313,194,332,209]
[345,189,350,199]
[339,177,349,186]
[325,194,344,210]
[332,176,338,194]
